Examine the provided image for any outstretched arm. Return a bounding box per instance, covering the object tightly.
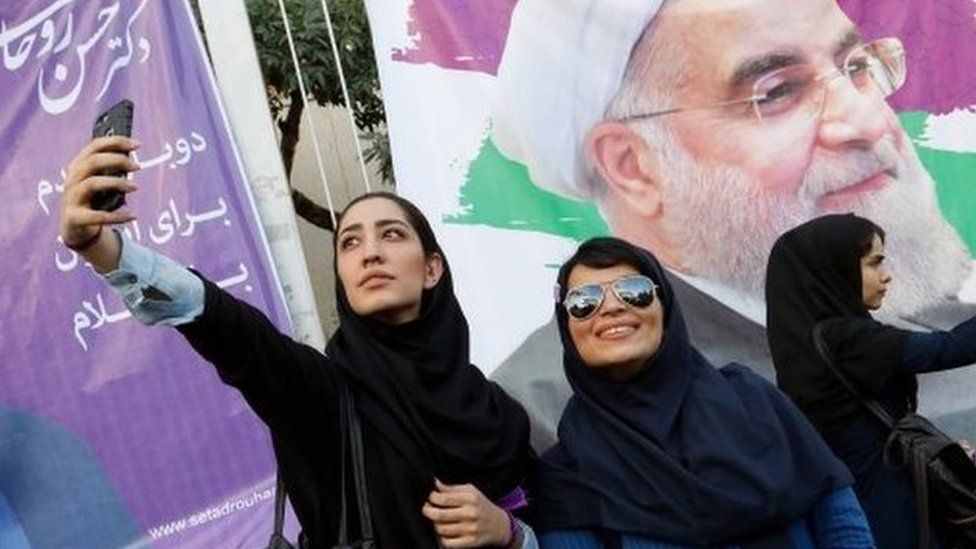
[60,137,338,431]
[901,315,976,374]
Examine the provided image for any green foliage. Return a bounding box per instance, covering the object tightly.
[362,127,393,184]
[246,0,386,132]
[190,0,393,197]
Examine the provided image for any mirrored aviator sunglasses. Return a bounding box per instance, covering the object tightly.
[562,274,658,320]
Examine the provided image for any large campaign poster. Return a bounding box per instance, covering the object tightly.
[364,0,976,445]
[1,1,291,546]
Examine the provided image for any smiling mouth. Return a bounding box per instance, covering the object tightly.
[597,325,638,339]
[818,169,896,210]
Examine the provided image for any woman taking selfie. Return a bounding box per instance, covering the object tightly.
[531,237,873,548]
[59,136,537,548]
[766,214,976,549]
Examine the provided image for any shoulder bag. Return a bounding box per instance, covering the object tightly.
[813,322,976,549]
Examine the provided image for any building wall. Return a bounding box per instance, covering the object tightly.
[287,104,391,337]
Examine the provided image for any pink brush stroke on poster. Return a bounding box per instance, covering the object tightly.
[391,0,517,75]
[390,0,976,114]
[839,0,976,114]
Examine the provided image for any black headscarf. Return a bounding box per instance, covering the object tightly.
[766,214,911,433]
[531,237,852,545]
[323,193,532,539]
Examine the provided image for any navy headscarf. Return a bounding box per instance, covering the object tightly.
[531,237,852,545]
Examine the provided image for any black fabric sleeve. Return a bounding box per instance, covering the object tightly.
[900,313,976,374]
[820,318,909,396]
[176,274,339,433]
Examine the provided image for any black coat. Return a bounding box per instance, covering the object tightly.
[178,276,531,547]
[178,278,410,546]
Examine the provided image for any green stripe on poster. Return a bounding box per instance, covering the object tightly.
[901,111,976,252]
[444,137,609,241]
[448,115,976,252]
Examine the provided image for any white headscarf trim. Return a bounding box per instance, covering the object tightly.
[493,0,665,200]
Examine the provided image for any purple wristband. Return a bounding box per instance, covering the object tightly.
[497,486,528,511]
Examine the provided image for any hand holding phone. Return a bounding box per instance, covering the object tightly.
[90,99,134,211]
[60,129,138,272]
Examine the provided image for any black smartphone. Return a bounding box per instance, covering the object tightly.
[90,99,134,212]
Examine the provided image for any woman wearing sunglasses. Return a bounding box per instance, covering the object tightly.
[59,137,537,548]
[530,237,874,548]
[766,214,976,549]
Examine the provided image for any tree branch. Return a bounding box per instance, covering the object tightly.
[291,187,335,231]
[279,88,305,178]
[278,88,337,232]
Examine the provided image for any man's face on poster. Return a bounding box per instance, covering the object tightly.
[588,0,972,316]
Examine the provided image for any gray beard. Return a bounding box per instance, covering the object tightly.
[647,128,973,319]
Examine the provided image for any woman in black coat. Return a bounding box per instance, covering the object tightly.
[59,136,536,548]
[766,214,976,549]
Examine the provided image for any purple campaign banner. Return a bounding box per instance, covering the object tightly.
[0,1,291,546]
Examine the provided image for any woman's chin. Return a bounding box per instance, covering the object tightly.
[587,353,649,381]
[355,299,420,324]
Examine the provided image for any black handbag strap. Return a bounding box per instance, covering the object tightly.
[266,472,294,549]
[274,473,288,535]
[811,322,897,428]
[337,381,351,544]
[268,378,374,549]
[337,379,374,546]
[812,322,931,549]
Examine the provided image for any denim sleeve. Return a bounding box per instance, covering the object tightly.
[518,519,540,549]
[809,487,876,548]
[101,231,204,326]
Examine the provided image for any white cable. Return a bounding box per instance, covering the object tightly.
[318,0,372,193]
[276,0,338,228]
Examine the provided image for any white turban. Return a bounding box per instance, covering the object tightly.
[493,0,665,200]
